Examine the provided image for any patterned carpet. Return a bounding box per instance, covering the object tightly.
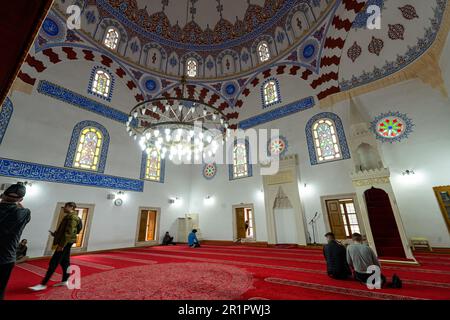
[5,245,450,300]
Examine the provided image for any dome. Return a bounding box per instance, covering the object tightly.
[55,0,332,79]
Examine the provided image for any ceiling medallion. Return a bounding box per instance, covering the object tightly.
[126,76,230,163]
[370,111,414,143]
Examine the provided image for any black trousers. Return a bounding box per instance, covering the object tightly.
[0,262,15,300]
[42,243,73,285]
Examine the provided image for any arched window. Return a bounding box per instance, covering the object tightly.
[92,69,111,98]
[312,119,341,162]
[65,121,110,173]
[306,113,350,165]
[186,58,198,78]
[140,149,165,183]
[257,42,270,63]
[104,27,119,50]
[229,141,252,180]
[262,79,280,107]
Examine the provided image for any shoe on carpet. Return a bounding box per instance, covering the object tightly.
[29,284,47,291]
[53,281,68,288]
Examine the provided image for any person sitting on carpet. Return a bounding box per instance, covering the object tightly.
[188,229,200,248]
[323,232,351,279]
[347,233,386,287]
[16,239,29,264]
[162,232,175,245]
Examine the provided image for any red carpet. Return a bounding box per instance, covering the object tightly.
[4,245,450,300]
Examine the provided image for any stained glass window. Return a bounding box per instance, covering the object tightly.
[376,116,405,139]
[145,149,162,182]
[91,70,111,98]
[233,143,249,179]
[73,127,103,171]
[263,80,279,106]
[258,42,270,62]
[312,119,342,163]
[186,58,198,78]
[104,27,119,50]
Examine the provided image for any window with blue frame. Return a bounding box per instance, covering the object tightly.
[140,150,165,183]
[88,67,114,101]
[229,140,253,180]
[65,121,110,173]
[262,79,281,108]
[305,112,351,165]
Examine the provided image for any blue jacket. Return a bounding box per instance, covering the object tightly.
[188,232,198,246]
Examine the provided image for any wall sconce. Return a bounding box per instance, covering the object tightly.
[169,197,181,205]
[402,169,415,176]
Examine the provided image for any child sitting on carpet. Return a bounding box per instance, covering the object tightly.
[188,229,200,248]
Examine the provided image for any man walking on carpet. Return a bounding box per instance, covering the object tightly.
[323,232,351,279]
[29,202,82,291]
[0,183,31,300]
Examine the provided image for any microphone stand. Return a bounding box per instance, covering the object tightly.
[308,212,319,245]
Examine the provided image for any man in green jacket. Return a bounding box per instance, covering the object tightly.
[29,202,81,291]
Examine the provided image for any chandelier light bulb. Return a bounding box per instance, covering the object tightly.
[141,108,146,115]
[128,116,133,122]
[145,132,151,140]
[165,128,171,135]
[203,109,207,116]
[212,113,217,120]
[154,130,160,137]
[133,112,138,118]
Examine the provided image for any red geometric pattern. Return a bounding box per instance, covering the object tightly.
[18,46,144,102]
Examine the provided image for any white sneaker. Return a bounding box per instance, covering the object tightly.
[53,281,68,288]
[29,284,47,291]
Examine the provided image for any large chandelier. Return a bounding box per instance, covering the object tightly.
[126,76,230,162]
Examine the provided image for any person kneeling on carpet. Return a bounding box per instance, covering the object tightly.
[323,232,351,280]
[188,229,200,248]
[162,232,176,245]
[346,233,386,287]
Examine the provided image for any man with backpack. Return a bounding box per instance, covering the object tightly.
[29,202,81,291]
[0,183,31,300]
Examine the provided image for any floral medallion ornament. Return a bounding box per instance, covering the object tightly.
[368,36,384,56]
[203,163,217,180]
[370,111,414,143]
[268,135,288,157]
[388,24,405,40]
[347,41,362,62]
[399,5,419,20]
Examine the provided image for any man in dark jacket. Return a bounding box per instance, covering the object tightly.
[323,232,351,280]
[29,202,81,291]
[0,183,31,300]
[162,232,175,245]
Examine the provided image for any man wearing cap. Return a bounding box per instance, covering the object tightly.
[0,183,31,300]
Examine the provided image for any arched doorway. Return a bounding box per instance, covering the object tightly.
[364,187,406,258]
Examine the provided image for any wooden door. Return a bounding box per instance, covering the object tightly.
[138,210,157,242]
[433,186,450,232]
[364,188,406,258]
[236,208,246,239]
[326,200,347,239]
[146,210,157,241]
